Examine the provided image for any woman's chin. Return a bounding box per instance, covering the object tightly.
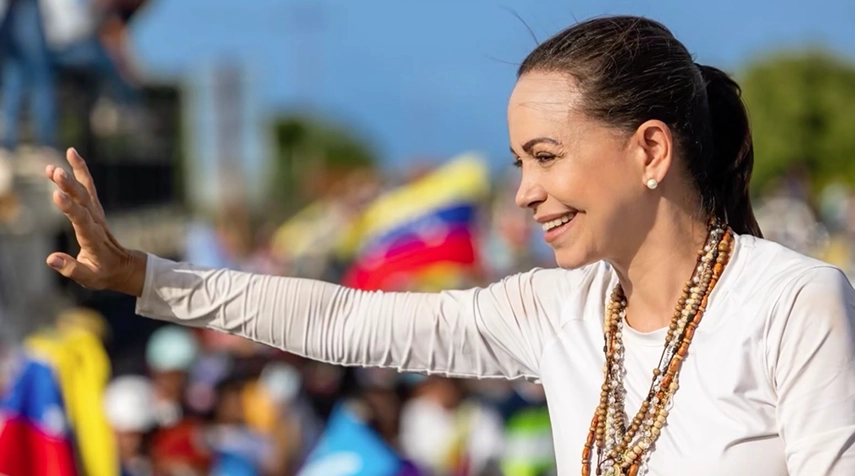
[553,247,595,270]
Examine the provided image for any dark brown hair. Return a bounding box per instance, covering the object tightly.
[519,16,762,237]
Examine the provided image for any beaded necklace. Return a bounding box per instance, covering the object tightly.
[581,219,734,476]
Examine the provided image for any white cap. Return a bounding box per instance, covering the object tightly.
[103,375,157,432]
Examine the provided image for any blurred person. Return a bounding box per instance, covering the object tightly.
[47,15,855,476]
[260,360,326,468]
[817,184,855,281]
[146,325,199,428]
[819,182,851,235]
[246,361,318,449]
[301,361,345,420]
[183,351,232,417]
[42,0,139,101]
[148,418,211,476]
[399,377,504,476]
[185,204,254,271]
[104,375,157,476]
[496,382,556,476]
[482,172,536,279]
[205,377,273,476]
[244,222,289,276]
[94,0,149,84]
[755,178,822,254]
[206,374,303,476]
[0,0,56,179]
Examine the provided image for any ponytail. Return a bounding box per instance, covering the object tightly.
[696,64,763,237]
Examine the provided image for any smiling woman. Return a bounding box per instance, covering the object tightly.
[44,15,855,476]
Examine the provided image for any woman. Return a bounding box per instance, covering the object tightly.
[42,16,855,476]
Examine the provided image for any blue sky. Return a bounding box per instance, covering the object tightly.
[131,0,855,178]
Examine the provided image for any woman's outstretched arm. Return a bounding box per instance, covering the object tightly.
[136,254,571,380]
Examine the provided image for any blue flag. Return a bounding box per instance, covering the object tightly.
[298,403,403,476]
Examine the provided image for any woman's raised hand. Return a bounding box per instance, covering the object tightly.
[45,148,146,296]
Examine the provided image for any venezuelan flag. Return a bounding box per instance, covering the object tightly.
[343,153,489,291]
[0,353,79,476]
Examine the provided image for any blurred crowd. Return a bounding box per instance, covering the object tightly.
[83,323,554,476]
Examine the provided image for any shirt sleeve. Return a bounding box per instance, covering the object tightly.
[135,254,573,380]
[766,266,855,475]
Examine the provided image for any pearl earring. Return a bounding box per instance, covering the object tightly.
[646,178,658,190]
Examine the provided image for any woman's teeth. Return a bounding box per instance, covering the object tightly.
[542,213,575,231]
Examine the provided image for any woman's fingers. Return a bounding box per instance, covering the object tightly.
[66,148,104,214]
[46,252,98,286]
[47,149,106,224]
[52,189,102,249]
[52,167,90,206]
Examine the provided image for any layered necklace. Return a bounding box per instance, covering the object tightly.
[581,218,734,476]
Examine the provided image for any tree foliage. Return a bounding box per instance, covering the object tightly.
[740,51,855,195]
[269,113,377,215]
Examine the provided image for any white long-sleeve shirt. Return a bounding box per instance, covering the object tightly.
[136,234,855,475]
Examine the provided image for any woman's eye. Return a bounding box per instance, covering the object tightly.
[535,153,556,164]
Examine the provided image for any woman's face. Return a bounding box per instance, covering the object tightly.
[508,71,666,269]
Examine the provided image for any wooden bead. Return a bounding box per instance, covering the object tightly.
[668,359,680,374]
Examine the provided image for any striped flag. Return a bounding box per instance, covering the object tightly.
[342,153,489,291]
[0,353,78,476]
